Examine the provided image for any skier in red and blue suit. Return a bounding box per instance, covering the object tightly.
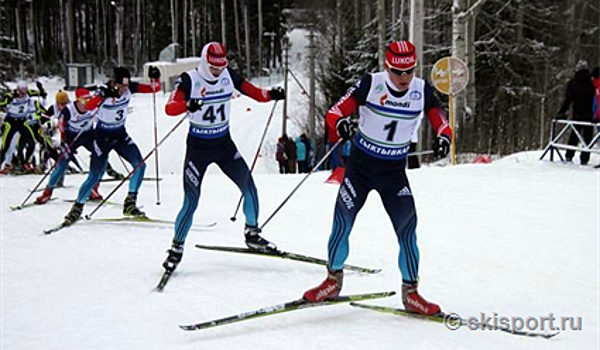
[303,41,452,316]
[161,42,286,273]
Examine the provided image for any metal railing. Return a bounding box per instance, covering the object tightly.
[539,119,600,162]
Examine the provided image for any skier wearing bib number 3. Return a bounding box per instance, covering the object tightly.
[303,41,452,316]
[62,66,162,226]
[161,42,285,273]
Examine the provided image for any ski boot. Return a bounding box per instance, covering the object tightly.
[123,193,146,218]
[303,268,344,302]
[162,242,184,273]
[22,163,35,173]
[401,282,441,316]
[244,225,277,252]
[89,184,103,201]
[35,187,54,204]
[0,164,14,175]
[63,203,84,226]
[106,165,125,180]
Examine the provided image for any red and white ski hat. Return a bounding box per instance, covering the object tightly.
[385,41,417,71]
[203,42,228,68]
[75,87,91,100]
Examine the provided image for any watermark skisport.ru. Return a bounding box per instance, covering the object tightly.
[443,312,582,333]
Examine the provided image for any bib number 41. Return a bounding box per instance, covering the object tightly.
[202,105,226,123]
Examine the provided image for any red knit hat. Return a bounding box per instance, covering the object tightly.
[205,42,228,68]
[385,41,417,70]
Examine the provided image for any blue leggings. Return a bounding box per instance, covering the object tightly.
[173,135,259,244]
[47,130,95,189]
[328,146,420,284]
[76,132,145,203]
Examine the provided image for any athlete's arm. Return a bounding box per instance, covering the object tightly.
[228,68,273,102]
[0,93,13,108]
[130,79,161,94]
[324,74,371,132]
[424,82,452,138]
[165,73,192,116]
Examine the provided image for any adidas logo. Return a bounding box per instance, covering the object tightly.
[397,186,412,197]
[407,296,429,314]
[316,283,338,301]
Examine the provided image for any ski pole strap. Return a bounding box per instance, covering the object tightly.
[260,139,344,230]
[84,113,188,220]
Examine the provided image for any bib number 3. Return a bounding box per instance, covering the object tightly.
[115,110,125,122]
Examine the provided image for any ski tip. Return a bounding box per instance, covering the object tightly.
[179,324,197,331]
[10,205,23,211]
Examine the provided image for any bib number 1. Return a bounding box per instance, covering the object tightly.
[383,120,397,142]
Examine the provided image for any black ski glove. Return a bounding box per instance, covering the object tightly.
[148,66,161,79]
[36,81,47,98]
[336,117,356,141]
[433,134,451,159]
[187,99,203,113]
[269,87,286,100]
[98,85,119,98]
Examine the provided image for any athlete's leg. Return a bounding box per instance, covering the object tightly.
[114,135,146,194]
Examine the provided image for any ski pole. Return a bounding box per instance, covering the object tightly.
[84,114,187,220]
[151,83,161,205]
[13,102,104,209]
[259,138,344,230]
[117,154,131,173]
[230,100,279,222]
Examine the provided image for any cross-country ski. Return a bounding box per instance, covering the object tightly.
[2,4,597,350]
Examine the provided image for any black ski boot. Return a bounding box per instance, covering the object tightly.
[123,193,146,218]
[244,225,277,252]
[163,242,184,272]
[106,164,125,180]
[63,203,84,226]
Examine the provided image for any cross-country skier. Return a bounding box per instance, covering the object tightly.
[61,66,161,225]
[36,88,104,204]
[303,41,452,316]
[161,41,286,273]
[0,81,47,174]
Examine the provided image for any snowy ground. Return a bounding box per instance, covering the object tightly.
[2,29,599,350]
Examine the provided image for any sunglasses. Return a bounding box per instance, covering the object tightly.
[390,67,415,76]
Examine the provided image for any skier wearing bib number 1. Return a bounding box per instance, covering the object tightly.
[161,42,285,273]
[62,66,162,226]
[303,41,452,316]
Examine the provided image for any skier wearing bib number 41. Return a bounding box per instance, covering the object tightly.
[303,41,452,316]
[61,66,162,226]
[161,42,285,273]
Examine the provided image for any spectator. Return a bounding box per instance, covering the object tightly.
[300,133,312,171]
[556,60,596,165]
[296,136,308,173]
[283,134,297,173]
[276,136,287,174]
[592,67,599,122]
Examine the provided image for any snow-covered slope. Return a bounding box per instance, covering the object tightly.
[2,29,599,349]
